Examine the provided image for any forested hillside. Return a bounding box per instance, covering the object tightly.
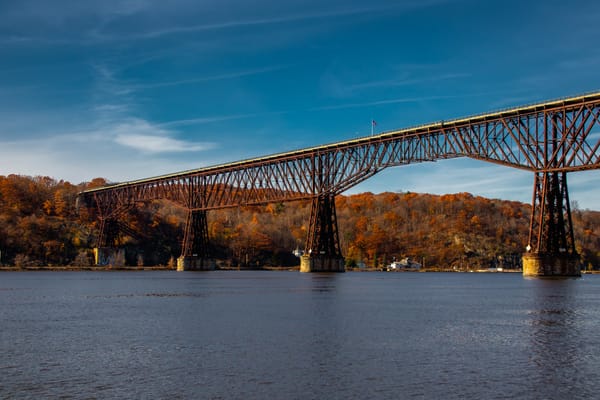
[1,174,599,270]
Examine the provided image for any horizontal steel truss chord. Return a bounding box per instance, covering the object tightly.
[80,94,600,213]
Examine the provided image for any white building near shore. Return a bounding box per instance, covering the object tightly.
[388,258,421,271]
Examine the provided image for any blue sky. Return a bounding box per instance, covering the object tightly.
[1,0,600,208]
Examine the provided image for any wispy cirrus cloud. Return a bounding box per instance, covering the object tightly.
[97,116,216,154]
[0,0,457,45]
[348,73,471,92]
[310,94,459,111]
[115,133,213,153]
[558,55,600,71]
[126,65,288,91]
[99,1,419,40]
[0,114,217,182]
[321,62,471,99]
[160,110,289,128]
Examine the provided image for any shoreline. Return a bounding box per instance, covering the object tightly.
[0,266,517,273]
[0,266,175,272]
[0,266,596,273]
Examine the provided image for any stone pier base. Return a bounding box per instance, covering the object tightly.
[177,256,216,271]
[522,253,581,277]
[300,255,345,273]
[94,247,122,266]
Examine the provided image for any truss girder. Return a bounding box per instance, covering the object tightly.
[181,210,210,258]
[81,94,600,215]
[528,171,576,255]
[305,194,342,257]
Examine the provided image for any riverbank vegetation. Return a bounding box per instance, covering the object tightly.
[1,174,599,270]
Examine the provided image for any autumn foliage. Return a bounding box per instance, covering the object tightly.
[1,174,600,269]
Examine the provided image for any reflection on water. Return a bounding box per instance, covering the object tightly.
[308,274,338,292]
[525,279,593,399]
[2,272,600,399]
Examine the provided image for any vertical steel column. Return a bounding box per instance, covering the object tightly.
[305,194,342,258]
[181,209,210,259]
[177,177,214,270]
[523,112,580,276]
[527,171,576,255]
[93,201,133,266]
[300,153,345,272]
[96,217,119,248]
[94,218,125,266]
[93,197,133,248]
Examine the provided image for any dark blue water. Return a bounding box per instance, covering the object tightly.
[1,271,600,399]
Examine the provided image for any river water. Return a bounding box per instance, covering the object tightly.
[1,271,600,399]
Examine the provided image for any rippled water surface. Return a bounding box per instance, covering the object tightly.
[2,271,600,399]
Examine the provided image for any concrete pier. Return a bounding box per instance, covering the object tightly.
[176,256,215,271]
[93,247,123,266]
[522,253,581,277]
[300,255,345,273]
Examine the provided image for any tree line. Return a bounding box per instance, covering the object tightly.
[1,174,599,270]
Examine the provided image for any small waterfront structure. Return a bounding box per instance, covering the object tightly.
[388,258,421,271]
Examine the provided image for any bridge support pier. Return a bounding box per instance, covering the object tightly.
[93,247,125,266]
[523,253,580,277]
[177,256,216,271]
[300,255,345,272]
[523,171,580,277]
[178,209,215,271]
[94,217,124,266]
[302,194,345,272]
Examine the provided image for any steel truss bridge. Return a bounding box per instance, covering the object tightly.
[79,92,600,275]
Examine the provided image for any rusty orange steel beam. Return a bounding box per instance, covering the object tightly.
[80,91,600,212]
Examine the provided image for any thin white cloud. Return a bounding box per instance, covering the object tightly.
[349,73,471,92]
[102,117,215,153]
[558,55,600,70]
[311,95,459,111]
[160,110,289,128]
[0,119,217,183]
[128,65,288,91]
[89,1,442,42]
[0,0,456,45]
[92,103,132,114]
[115,133,213,153]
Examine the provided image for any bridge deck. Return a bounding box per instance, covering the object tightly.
[81,91,600,194]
